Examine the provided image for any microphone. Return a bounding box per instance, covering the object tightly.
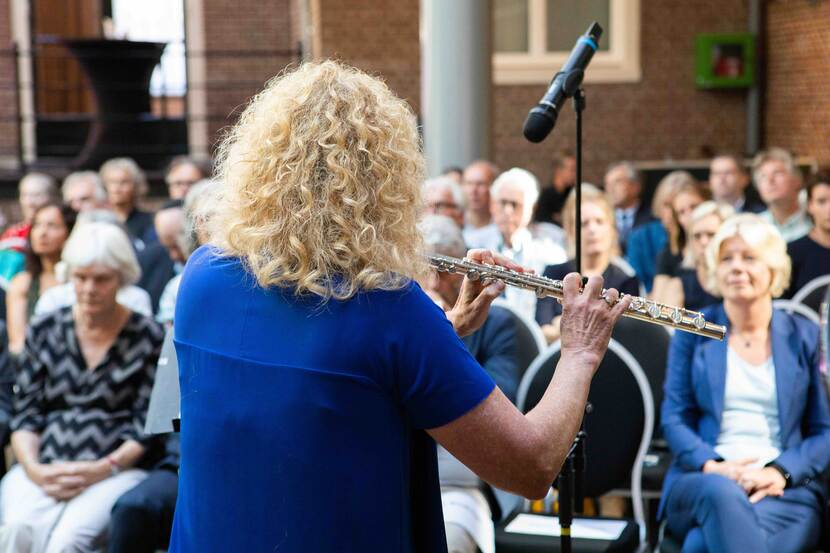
[522,22,603,143]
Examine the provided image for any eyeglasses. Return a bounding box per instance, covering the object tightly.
[496,199,522,211]
[427,202,460,212]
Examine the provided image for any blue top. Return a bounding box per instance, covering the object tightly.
[624,220,667,292]
[169,246,495,553]
[658,304,830,519]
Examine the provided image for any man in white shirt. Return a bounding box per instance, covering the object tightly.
[753,148,812,242]
[466,168,566,320]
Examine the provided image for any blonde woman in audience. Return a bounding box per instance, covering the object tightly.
[5,203,76,354]
[655,202,734,311]
[660,214,830,553]
[625,170,690,291]
[0,222,164,553]
[651,177,710,303]
[535,184,640,343]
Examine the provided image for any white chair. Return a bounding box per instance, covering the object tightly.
[772,299,820,324]
[792,274,830,314]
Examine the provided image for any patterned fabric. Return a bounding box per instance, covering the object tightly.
[11,307,164,463]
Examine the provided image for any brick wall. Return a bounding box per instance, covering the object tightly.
[494,0,750,186]
[0,0,19,164]
[314,0,421,113]
[201,0,299,150]
[765,0,830,165]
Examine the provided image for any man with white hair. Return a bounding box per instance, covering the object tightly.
[466,168,566,320]
[420,214,519,553]
[62,171,108,213]
[424,176,466,228]
[753,147,812,242]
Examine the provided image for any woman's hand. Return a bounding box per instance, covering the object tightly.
[738,466,787,503]
[559,274,631,369]
[445,249,527,337]
[702,458,756,481]
[26,460,110,500]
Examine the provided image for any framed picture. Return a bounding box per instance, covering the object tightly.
[695,33,755,88]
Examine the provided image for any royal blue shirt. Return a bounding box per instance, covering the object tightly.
[169,246,495,553]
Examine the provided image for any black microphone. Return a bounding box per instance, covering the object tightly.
[522,22,603,143]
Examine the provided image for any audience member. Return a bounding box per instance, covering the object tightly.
[0,323,11,454]
[100,157,156,249]
[33,211,153,318]
[5,203,76,354]
[651,177,709,300]
[660,213,830,553]
[424,176,466,228]
[626,170,687,292]
[420,214,519,553]
[136,201,184,314]
[461,160,499,235]
[0,222,164,552]
[62,171,108,213]
[466,168,566,320]
[604,161,655,252]
[157,181,219,325]
[442,166,463,184]
[0,174,59,286]
[165,156,207,200]
[534,149,576,225]
[654,201,733,311]
[708,154,764,213]
[784,167,830,298]
[536,184,640,343]
[754,148,812,242]
[0,173,59,253]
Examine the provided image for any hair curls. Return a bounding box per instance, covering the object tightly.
[211,61,427,300]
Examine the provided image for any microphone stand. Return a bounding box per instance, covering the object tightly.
[556,87,588,553]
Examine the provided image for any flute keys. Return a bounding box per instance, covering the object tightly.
[466,269,479,281]
[693,315,706,330]
[671,309,684,324]
[647,303,661,319]
[631,298,644,310]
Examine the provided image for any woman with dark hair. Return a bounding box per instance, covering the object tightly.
[5,203,76,354]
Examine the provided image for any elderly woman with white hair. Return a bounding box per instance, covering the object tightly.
[0,222,164,553]
[100,157,156,248]
[659,213,830,553]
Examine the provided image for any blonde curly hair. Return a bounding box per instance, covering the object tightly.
[211,60,427,300]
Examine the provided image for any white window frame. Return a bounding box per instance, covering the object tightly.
[493,0,641,85]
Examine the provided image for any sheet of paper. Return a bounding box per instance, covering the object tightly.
[504,514,627,540]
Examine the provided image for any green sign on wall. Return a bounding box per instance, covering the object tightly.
[695,33,755,89]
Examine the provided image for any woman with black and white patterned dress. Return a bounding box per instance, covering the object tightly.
[0,222,163,553]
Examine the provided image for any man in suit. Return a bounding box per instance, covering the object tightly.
[709,154,765,213]
[603,161,654,253]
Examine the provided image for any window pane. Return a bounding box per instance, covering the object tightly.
[546,0,610,52]
[494,0,529,53]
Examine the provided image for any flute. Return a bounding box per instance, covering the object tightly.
[428,253,726,341]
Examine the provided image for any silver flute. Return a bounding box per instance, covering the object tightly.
[428,253,726,341]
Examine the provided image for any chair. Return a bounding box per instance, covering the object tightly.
[492,298,547,382]
[772,299,820,324]
[496,339,654,552]
[792,274,830,315]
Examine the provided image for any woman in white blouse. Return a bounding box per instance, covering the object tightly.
[659,213,830,553]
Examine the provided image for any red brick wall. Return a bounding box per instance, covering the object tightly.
[765,0,830,165]
[201,0,298,149]
[0,0,19,162]
[314,0,421,113]
[494,1,750,186]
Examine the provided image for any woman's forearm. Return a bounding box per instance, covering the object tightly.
[11,430,41,471]
[107,439,145,469]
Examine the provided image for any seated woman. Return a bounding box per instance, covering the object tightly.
[535,184,641,343]
[6,203,76,354]
[626,170,690,292]
[659,201,735,312]
[651,178,710,305]
[0,222,164,553]
[660,213,830,553]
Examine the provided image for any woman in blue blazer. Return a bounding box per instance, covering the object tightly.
[660,213,830,553]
